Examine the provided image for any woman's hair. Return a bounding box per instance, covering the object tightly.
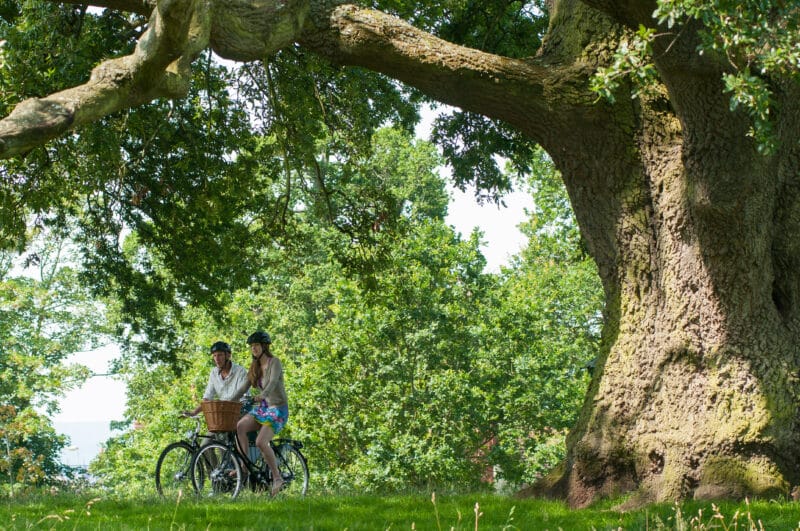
[247,342,273,387]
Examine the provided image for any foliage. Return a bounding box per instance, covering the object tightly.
[0,2,425,360]
[375,0,550,198]
[0,0,553,331]
[89,130,602,494]
[479,149,603,485]
[654,0,800,153]
[370,0,548,58]
[592,0,800,153]
[284,220,492,492]
[431,111,541,204]
[391,0,550,202]
[590,25,660,103]
[0,230,107,491]
[0,1,141,249]
[654,1,800,78]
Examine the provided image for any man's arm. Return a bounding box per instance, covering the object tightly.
[182,370,217,416]
[232,365,251,401]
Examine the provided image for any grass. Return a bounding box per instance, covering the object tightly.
[2,491,800,530]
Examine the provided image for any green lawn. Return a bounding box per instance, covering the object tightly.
[2,492,800,530]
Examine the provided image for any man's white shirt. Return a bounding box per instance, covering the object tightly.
[202,362,248,401]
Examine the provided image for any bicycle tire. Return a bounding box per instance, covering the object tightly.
[191,442,244,498]
[155,441,196,497]
[275,443,309,496]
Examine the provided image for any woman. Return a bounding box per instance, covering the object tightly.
[235,330,289,496]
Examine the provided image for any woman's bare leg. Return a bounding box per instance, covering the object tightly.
[255,424,283,495]
[236,415,258,463]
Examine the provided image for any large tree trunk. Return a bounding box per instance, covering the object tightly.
[527,2,800,509]
[550,100,800,507]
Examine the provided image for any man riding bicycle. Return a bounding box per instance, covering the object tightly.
[183,340,249,448]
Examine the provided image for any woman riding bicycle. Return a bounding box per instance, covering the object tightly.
[234,330,288,496]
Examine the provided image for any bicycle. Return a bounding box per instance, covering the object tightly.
[190,431,309,498]
[154,415,206,497]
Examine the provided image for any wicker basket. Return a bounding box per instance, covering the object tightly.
[201,400,240,432]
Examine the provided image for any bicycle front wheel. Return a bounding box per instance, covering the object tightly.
[276,443,309,497]
[155,441,195,497]
[191,442,244,498]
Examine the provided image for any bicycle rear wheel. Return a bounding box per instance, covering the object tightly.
[275,443,309,496]
[155,442,195,497]
[191,442,244,498]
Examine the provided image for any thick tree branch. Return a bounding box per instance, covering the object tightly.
[0,0,610,158]
[57,0,154,16]
[0,0,208,158]
[299,3,599,143]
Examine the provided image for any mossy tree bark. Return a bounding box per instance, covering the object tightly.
[528,2,800,508]
[1,0,799,506]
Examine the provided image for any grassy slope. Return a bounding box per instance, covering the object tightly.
[2,493,800,530]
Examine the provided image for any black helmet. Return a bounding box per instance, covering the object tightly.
[247,331,271,344]
[209,341,231,354]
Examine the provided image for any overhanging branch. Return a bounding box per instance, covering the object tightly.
[0,0,209,158]
[0,0,604,159]
[299,3,598,142]
[56,0,154,16]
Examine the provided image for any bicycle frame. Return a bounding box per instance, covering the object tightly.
[190,432,309,498]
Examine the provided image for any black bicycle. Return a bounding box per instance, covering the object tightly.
[154,415,206,497]
[190,432,309,498]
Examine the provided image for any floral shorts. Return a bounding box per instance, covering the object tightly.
[249,401,289,434]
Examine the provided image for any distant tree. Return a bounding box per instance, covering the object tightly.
[0,231,105,491]
[482,149,603,486]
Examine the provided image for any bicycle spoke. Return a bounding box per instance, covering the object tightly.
[192,443,243,498]
[155,442,195,497]
[275,444,309,497]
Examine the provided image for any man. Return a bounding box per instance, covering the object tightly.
[183,341,249,417]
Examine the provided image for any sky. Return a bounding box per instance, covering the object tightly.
[53,107,535,466]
